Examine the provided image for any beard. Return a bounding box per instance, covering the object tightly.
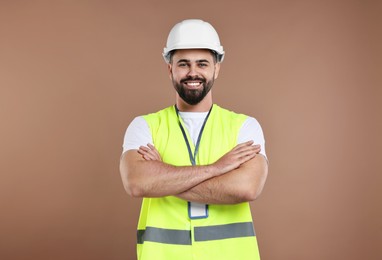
[172,75,215,105]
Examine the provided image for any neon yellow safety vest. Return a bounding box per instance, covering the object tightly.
[138,104,260,260]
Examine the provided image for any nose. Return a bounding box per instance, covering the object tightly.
[187,64,198,77]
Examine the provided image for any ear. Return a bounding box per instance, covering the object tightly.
[214,62,221,80]
[167,63,173,80]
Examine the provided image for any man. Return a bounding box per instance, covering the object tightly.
[120,19,268,260]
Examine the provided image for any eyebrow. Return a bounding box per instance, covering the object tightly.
[176,59,211,64]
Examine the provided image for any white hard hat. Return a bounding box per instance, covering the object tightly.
[163,19,225,63]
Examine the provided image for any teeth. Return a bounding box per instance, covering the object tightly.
[187,82,201,86]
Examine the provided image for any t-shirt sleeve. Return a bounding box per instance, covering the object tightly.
[122,116,153,153]
[237,117,267,159]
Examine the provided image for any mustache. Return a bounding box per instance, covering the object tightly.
[180,76,206,84]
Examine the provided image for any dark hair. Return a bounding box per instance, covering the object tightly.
[169,49,218,64]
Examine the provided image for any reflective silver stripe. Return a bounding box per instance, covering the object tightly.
[137,227,191,245]
[137,222,254,245]
[194,222,255,241]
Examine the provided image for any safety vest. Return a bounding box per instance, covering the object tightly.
[138,104,260,260]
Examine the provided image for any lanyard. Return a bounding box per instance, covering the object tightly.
[175,105,213,166]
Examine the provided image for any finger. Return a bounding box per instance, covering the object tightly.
[153,150,162,161]
[137,149,148,156]
[230,141,253,153]
[138,149,152,160]
[139,146,151,152]
[147,144,162,161]
[138,149,151,160]
[138,145,162,161]
[144,152,157,161]
[143,154,154,161]
[232,144,260,155]
[138,148,151,156]
[138,147,156,160]
[139,146,158,156]
[147,143,156,150]
[237,151,258,164]
[147,144,159,155]
[234,147,259,159]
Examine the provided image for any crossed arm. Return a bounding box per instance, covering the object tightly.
[119,141,268,204]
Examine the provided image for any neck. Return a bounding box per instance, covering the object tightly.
[175,93,213,112]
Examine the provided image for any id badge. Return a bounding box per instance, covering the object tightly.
[188,202,209,219]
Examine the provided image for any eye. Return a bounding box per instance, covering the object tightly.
[198,63,208,67]
[178,63,188,67]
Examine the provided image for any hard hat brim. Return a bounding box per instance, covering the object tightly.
[163,45,225,63]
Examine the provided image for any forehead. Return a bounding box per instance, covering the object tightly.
[172,49,214,62]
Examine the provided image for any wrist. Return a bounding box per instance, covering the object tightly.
[206,163,223,176]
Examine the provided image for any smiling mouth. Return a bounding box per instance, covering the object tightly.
[184,81,203,89]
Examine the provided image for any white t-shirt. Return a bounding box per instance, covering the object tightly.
[123,111,267,158]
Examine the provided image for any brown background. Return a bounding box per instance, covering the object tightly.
[1,1,381,259]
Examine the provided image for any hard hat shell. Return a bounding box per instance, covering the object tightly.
[163,19,225,63]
